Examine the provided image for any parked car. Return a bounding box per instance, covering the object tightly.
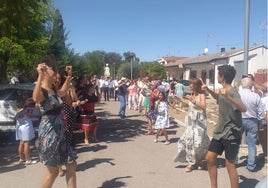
[0,83,41,132]
[179,80,192,96]
[179,79,209,96]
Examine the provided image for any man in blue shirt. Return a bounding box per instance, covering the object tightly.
[239,77,265,172]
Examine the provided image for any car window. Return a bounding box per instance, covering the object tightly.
[0,89,17,100]
[180,80,189,86]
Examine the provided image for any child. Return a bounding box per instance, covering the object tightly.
[15,97,37,165]
[154,92,170,145]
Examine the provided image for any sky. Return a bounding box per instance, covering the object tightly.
[54,0,267,62]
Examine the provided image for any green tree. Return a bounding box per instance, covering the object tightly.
[137,62,166,79]
[82,51,105,76]
[49,9,66,60]
[0,0,53,81]
[123,51,136,62]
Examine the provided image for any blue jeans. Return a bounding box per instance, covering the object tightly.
[242,118,258,170]
[118,95,126,117]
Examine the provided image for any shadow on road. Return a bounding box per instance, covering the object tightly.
[77,157,115,172]
[96,176,132,188]
[239,175,259,188]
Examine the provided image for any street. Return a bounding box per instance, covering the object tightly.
[0,99,267,188]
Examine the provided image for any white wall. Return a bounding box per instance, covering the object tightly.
[229,46,268,75]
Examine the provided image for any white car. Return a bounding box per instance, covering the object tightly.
[0,84,41,132]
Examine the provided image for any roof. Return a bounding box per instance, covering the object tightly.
[157,56,187,66]
[164,45,267,67]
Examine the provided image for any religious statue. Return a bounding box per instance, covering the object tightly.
[104,64,110,77]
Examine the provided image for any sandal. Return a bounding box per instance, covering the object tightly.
[185,165,193,172]
[18,159,25,164]
[84,139,90,145]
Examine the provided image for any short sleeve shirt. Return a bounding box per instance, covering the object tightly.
[213,87,243,140]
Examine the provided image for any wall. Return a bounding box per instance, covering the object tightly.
[229,46,267,75]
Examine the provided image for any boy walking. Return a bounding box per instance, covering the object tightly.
[203,65,247,188]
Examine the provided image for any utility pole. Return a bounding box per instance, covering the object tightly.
[130,57,133,80]
[244,0,250,75]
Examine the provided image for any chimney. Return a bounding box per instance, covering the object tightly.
[220,47,225,52]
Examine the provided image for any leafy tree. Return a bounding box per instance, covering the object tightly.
[49,9,66,60]
[123,51,136,62]
[116,61,140,79]
[81,51,105,76]
[0,0,53,81]
[104,52,122,65]
[136,61,166,79]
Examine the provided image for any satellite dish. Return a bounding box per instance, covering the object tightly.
[204,48,208,54]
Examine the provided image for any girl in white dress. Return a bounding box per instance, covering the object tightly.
[154,92,170,145]
[15,97,36,165]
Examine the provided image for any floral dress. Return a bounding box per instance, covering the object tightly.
[38,89,68,166]
[154,101,169,129]
[174,96,210,165]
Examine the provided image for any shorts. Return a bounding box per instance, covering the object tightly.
[208,138,241,161]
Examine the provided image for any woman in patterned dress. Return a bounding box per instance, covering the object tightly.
[54,74,86,177]
[173,78,210,172]
[32,56,77,188]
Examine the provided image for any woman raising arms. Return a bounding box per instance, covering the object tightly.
[173,78,210,172]
[32,55,77,188]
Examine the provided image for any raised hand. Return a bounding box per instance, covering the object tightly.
[65,66,72,77]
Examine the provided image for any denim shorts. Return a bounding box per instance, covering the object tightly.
[208,138,241,161]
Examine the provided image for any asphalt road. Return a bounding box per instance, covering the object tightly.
[0,99,267,188]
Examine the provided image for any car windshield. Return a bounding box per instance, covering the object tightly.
[0,89,18,100]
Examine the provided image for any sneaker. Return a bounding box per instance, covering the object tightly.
[25,160,37,166]
[164,141,170,145]
[18,159,25,164]
[154,139,158,143]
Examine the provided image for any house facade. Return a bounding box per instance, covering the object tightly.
[161,45,267,90]
[157,56,187,80]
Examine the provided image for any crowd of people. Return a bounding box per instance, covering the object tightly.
[13,55,267,188]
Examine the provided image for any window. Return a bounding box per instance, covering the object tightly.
[190,70,197,78]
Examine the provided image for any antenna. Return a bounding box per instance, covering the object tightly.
[203,48,209,55]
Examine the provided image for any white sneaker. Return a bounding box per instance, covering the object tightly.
[164,141,170,145]
[25,160,37,165]
[154,139,158,143]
